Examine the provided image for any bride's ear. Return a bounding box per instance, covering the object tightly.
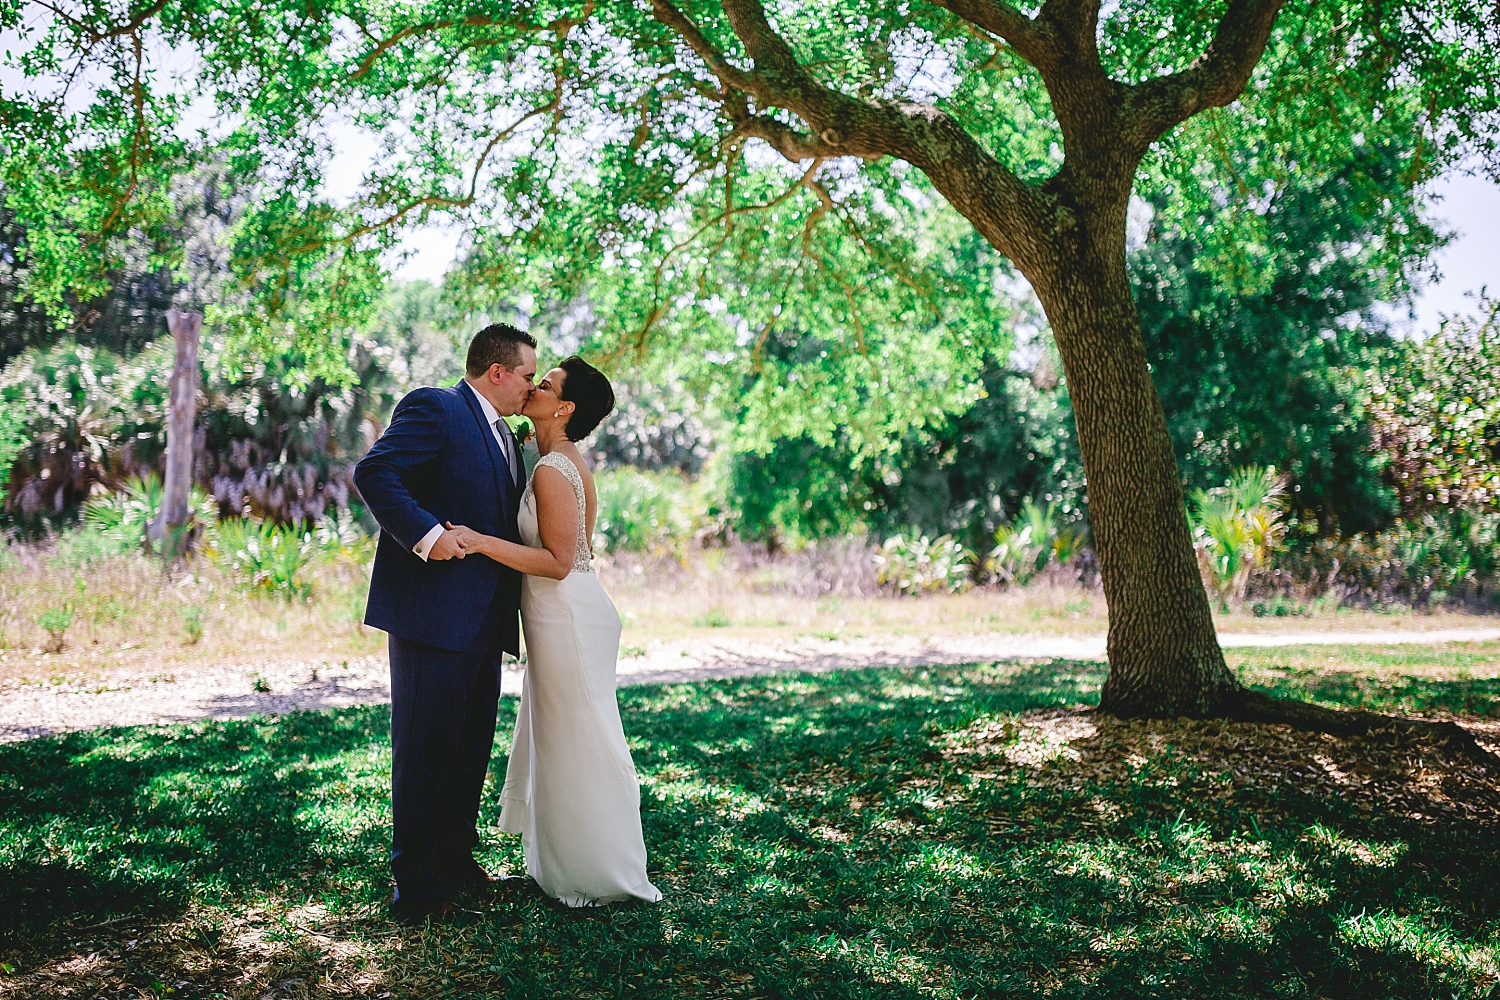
[553,399,577,419]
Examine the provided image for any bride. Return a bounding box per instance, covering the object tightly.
[447,355,662,907]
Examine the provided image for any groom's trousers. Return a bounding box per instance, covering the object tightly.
[388,620,505,908]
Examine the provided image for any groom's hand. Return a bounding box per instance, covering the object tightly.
[444,522,486,557]
[427,528,466,561]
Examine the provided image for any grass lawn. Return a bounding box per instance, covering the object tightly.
[1,649,1497,998]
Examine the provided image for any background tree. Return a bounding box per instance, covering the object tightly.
[2,0,1497,733]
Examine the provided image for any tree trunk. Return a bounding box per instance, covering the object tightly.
[148,308,203,556]
[1027,223,1240,718]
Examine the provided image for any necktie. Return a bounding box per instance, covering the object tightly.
[495,419,518,485]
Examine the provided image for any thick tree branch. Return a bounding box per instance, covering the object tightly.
[927,0,1055,70]
[1123,0,1287,150]
[651,0,1051,268]
[649,0,758,94]
[734,114,843,161]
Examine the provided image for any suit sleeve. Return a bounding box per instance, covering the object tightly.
[353,388,446,552]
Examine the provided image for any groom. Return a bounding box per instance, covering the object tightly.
[353,323,537,922]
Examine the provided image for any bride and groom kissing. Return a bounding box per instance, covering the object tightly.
[353,323,661,923]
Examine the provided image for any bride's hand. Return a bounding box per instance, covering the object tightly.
[444,522,488,557]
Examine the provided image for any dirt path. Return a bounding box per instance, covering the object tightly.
[2,627,1497,742]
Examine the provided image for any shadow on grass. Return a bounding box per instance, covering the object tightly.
[0,707,401,944]
[0,657,1497,998]
[1249,670,1500,719]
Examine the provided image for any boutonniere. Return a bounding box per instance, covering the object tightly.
[511,418,535,445]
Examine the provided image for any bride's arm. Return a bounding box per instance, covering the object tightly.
[446,466,578,580]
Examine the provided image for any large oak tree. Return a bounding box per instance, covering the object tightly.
[3,0,1497,735]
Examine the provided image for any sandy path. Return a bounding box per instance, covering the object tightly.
[2,626,1497,743]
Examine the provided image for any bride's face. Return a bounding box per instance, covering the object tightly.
[523,367,569,422]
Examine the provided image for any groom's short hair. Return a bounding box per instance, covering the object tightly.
[466,323,537,376]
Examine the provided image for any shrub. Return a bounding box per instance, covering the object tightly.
[210,518,314,600]
[1190,466,1287,607]
[312,506,376,562]
[875,531,973,596]
[593,468,698,555]
[77,475,217,560]
[39,606,73,653]
[0,341,171,520]
[1368,296,1500,517]
[180,605,205,644]
[1272,510,1500,608]
[989,500,1087,586]
[0,394,25,491]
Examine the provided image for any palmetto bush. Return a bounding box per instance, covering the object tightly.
[311,506,376,563]
[989,500,1087,586]
[593,467,700,555]
[874,531,973,596]
[209,518,315,600]
[80,475,217,553]
[1190,466,1287,607]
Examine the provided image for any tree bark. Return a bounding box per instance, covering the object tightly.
[1023,198,1240,718]
[148,308,202,556]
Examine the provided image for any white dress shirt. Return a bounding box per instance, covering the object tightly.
[413,383,519,561]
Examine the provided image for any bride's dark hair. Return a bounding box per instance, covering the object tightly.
[558,356,615,441]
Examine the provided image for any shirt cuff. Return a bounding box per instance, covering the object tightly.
[413,523,445,561]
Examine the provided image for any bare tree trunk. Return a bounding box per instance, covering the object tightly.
[1029,228,1239,718]
[148,308,202,556]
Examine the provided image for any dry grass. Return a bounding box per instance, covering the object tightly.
[3,541,1497,692]
[0,547,380,689]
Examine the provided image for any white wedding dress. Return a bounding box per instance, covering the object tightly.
[497,452,662,906]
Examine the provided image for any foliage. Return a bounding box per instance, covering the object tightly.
[990,500,1088,587]
[873,530,973,596]
[590,374,715,476]
[592,467,702,555]
[0,341,170,520]
[722,353,1084,549]
[1191,467,1288,607]
[208,519,315,601]
[310,507,377,564]
[724,435,876,547]
[0,275,461,527]
[80,475,217,556]
[10,0,1491,458]
[179,605,205,645]
[1368,297,1500,517]
[0,390,24,491]
[2,661,1498,996]
[36,606,71,653]
[1134,140,1423,534]
[1276,511,1500,610]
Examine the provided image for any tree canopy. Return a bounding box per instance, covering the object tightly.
[3,0,1495,436]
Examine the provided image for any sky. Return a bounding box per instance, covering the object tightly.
[387,169,1499,338]
[1409,172,1500,333]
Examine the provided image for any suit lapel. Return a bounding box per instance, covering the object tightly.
[456,380,512,521]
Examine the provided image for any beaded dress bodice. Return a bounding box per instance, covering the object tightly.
[520,451,593,574]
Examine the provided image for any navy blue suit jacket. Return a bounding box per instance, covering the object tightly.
[354,381,523,654]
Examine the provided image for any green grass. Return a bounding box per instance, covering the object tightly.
[1229,642,1500,719]
[0,656,1497,998]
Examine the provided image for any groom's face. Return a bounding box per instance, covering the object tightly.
[486,345,538,417]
